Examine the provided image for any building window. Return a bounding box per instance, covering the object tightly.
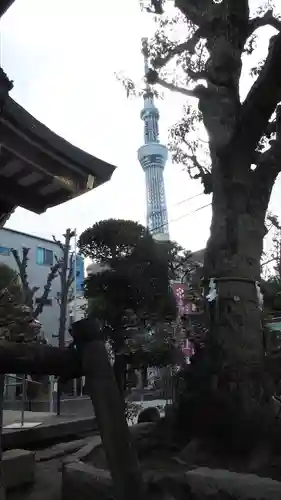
[35,297,52,306]
[0,246,10,256]
[36,247,53,266]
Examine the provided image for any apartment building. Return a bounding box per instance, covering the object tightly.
[0,227,67,344]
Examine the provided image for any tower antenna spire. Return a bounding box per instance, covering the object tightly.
[137,37,169,242]
[141,37,150,93]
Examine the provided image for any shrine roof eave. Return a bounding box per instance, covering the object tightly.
[0,97,117,217]
[0,0,15,18]
[3,97,116,185]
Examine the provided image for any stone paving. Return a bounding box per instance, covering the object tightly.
[7,456,62,500]
[5,399,166,499]
[3,410,55,428]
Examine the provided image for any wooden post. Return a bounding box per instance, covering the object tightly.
[0,342,81,377]
[72,319,145,500]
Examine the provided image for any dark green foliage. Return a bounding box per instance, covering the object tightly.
[84,243,176,328]
[155,240,197,283]
[0,263,35,342]
[79,218,177,343]
[0,263,20,294]
[128,325,184,368]
[79,219,149,265]
[263,278,281,314]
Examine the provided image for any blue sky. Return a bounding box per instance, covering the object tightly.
[1,0,280,254]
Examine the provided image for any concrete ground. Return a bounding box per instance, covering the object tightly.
[3,410,56,428]
[2,399,166,435]
[2,410,97,451]
[4,396,94,417]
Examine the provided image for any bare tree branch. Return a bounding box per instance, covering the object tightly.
[255,142,281,179]
[186,68,207,81]
[11,247,28,286]
[55,229,75,349]
[11,246,59,319]
[185,152,210,175]
[234,31,281,159]
[33,262,60,319]
[267,212,281,231]
[144,0,164,15]
[11,247,38,309]
[175,0,219,26]
[252,105,281,206]
[153,29,202,69]
[53,236,64,252]
[249,10,281,36]
[157,77,198,97]
[147,69,203,98]
[67,252,74,290]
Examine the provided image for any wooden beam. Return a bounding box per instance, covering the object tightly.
[84,340,145,500]
[0,342,82,377]
[0,122,85,191]
[0,200,15,227]
[0,173,44,212]
[0,0,15,18]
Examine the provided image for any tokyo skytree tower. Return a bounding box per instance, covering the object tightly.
[137,38,169,242]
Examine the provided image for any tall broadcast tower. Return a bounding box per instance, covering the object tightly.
[137,38,169,242]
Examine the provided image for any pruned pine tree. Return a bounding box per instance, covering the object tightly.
[79,219,176,393]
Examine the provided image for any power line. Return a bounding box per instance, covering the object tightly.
[172,191,204,208]
[151,202,211,234]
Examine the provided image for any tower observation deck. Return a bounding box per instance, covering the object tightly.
[137,38,169,242]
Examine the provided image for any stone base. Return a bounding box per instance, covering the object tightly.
[61,426,281,500]
[2,449,35,490]
[62,461,113,500]
[185,467,281,500]
[62,461,281,500]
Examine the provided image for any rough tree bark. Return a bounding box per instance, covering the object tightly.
[203,164,268,400]
[198,6,281,397]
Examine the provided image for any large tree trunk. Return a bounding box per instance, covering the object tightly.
[203,166,270,405]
